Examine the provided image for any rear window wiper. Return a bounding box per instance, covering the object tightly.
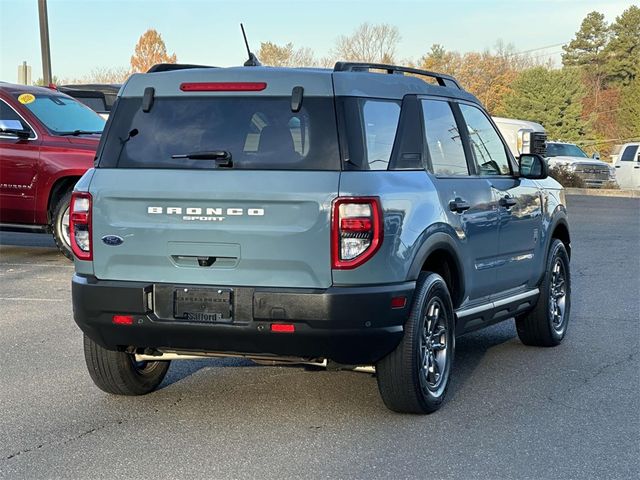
[171,150,233,167]
[58,130,102,136]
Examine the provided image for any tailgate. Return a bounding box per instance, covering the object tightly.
[90,169,338,288]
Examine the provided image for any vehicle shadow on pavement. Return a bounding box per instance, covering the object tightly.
[0,232,57,249]
[0,234,68,265]
[448,321,518,398]
[153,321,519,412]
[159,356,258,390]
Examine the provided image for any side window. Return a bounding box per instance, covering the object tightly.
[621,145,638,161]
[362,100,401,170]
[421,99,468,176]
[459,104,511,176]
[0,100,32,138]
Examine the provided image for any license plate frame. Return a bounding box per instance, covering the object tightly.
[173,287,233,323]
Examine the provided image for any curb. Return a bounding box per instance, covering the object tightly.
[565,188,640,198]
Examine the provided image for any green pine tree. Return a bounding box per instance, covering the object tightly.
[500,67,590,141]
[605,5,640,86]
[562,11,610,72]
[618,78,640,139]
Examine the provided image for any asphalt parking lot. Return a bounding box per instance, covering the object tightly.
[0,194,638,479]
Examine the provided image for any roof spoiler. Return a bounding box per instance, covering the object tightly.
[333,62,462,89]
[147,63,218,73]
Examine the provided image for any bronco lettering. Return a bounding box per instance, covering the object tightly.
[148,207,264,216]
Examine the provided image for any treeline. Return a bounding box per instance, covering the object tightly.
[257,7,639,155]
[43,7,638,155]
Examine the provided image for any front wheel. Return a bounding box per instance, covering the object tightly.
[83,334,170,395]
[516,239,571,347]
[376,272,455,414]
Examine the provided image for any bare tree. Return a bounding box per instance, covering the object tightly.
[258,42,316,67]
[84,66,130,83]
[332,23,401,63]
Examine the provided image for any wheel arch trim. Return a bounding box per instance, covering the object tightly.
[407,230,466,307]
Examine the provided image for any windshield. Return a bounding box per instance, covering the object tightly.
[15,93,105,135]
[546,143,588,158]
[98,96,340,170]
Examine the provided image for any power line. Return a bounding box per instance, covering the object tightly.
[527,50,565,60]
[575,137,640,146]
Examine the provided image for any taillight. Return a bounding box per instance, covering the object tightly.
[69,192,92,261]
[332,197,383,269]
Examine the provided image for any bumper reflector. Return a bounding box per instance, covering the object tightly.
[112,315,134,325]
[391,296,407,309]
[271,323,295,333]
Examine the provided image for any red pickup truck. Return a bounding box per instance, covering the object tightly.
[0,82,105,258]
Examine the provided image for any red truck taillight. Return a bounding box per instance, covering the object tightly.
[332,197,383,269]
[69,192,92,261]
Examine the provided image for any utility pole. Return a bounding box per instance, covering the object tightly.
[38,0,52,84]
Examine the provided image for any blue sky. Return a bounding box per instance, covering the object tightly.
[0,0,635,82]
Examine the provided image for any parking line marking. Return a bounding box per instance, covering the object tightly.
[0,297,66,302]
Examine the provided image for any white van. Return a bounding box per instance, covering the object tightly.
[493,117,547,158]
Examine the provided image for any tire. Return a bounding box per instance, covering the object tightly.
[376,272,455,414]
[516,239,571,347]
[83,334,170,395]
[52,190,73,260]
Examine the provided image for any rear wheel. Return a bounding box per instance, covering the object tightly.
[516,239,571,347]
[52,190,73,260]
[83,334,170,395]
[376,272,455,414]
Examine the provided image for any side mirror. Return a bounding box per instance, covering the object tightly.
[592,152,600,160]
[0,128,31,139]
[519,154,548,179]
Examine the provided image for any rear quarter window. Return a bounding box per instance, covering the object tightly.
[339,97,401,171]
[98,96,340,170]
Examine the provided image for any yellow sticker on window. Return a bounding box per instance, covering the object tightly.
[18,93,35,104]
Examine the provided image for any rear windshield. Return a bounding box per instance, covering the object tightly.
[76,96,107,112]
[98,96,340,170]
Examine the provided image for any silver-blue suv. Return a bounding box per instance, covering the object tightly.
[71,62,571,414]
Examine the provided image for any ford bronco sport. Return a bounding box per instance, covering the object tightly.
[71,62,571,414]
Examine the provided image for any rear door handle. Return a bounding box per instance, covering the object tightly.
[499,195,517,208]
[449,197,471,213]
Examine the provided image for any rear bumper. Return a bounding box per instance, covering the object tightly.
[72,275,414,365]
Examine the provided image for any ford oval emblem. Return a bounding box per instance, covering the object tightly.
[102,235,124,246]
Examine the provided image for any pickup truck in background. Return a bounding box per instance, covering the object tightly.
[613,142,640,189]
[545,141,616,188]
[0,82,105,258]
[57,84,121,119]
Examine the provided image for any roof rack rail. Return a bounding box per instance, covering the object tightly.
[333,62,462,89]
[147,63,218,73]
